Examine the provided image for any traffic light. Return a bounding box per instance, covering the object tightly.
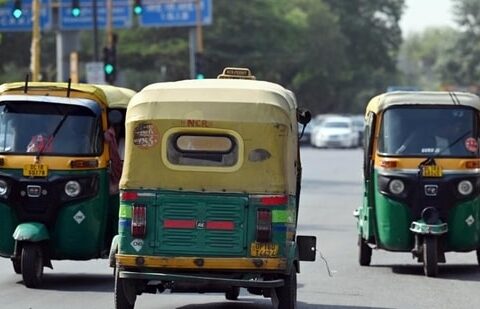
[71,0,81,17]
[133,0,143,15]
[12,0,22,19]
[195,52,205,79]
[103,47,117,84]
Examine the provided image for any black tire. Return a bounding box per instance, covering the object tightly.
[275,270,297,309]
[476,249,480,266]
[115,269,136,309]
[225,287,240,300]
[358,235,372,266]
[423,237,438,277]
[12,259,21,274]
[21,243,44,288]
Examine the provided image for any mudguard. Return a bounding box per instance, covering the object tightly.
[12,222,49,242]
[109,235,119,268]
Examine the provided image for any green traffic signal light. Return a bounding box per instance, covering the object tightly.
[12,0,22,19]
[12,9,22,19]
[133,0,143,15]
[71,0,81,17]
[104,64,114,75]
[133,5,143,15]
[71,7,81,17]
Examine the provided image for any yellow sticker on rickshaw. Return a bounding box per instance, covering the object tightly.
[250,242,279,257]
[422,165,443,177]
[23,164,48,177]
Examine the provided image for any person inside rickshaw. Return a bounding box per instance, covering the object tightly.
[105,110,124,194]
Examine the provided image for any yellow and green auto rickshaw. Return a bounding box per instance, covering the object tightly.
[356,91,480,277]
[111,68,316,309]
[0,81,135,287]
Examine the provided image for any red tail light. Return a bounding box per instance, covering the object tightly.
[131,203,146,238]
[122,191,138,201]
[256,209,272,242]
[259,195,288,206]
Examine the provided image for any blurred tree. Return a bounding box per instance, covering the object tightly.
[436,0,480,87]
[323,0,405,113]
[398,27,458,90]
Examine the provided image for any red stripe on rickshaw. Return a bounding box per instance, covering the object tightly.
[164,219,196,229]
[206,221,235,230]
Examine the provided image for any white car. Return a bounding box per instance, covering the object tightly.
[310,116,359,148]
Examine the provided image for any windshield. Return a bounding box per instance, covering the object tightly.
[0,101,103,156]
[378,106,478,157]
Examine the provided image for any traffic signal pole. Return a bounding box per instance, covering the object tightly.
[31,0,41,81]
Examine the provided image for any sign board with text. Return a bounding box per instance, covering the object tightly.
[0,0,52,32]
[140,0,212,28]
[59,0,132,30]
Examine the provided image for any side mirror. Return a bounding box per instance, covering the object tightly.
[297,108,311,126]
[108,110,123,125]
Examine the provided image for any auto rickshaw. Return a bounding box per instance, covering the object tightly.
[355,91,480,277]
[111,68,316,309]
[0,81,135,287]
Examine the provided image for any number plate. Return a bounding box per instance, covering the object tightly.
[250,242,279,257]
[23,164,48,177]
[422,165,443,177]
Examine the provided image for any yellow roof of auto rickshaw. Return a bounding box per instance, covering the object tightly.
[131,79,298,117]
[366,91,480,115]
[0,82,135,109]
[93,84,136,109]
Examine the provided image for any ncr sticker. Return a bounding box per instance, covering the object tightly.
[465,137,478,153]
[133,123,159,149]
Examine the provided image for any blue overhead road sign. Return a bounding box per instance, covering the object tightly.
[140,0,212,28]
[59,0,132,30]
[0,0,52,32]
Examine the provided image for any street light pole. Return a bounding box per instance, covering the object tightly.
[107,0,113,49]
[195,0,203,53]
[93,0,99,61]
[31,0,41,81]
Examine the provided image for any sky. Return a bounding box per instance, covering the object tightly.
[400,0,457,35]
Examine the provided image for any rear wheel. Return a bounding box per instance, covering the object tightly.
[225,287,240,300]
[115,269,136,309]
[275,270,297,309]
[21,243,44,288]
[358,235,372,266]
[423,237,438,277]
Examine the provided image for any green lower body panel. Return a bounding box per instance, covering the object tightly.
[0,203,18,256]
[52,194,110,260]
[446,198,480,251]
[374,194,413,251]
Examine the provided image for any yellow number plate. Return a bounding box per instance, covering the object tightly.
[422,165,443,177]
[23,164,48,177]
[250,242,279,257]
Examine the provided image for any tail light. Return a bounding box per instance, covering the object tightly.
[256,208,272,242]
[131,203,147,238]
[260,195,288,206]
[122,191,138,201]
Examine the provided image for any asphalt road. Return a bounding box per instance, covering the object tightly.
[0,147,479,309]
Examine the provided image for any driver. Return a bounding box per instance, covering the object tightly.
[26,132,53,153]
[26,119,59,153]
